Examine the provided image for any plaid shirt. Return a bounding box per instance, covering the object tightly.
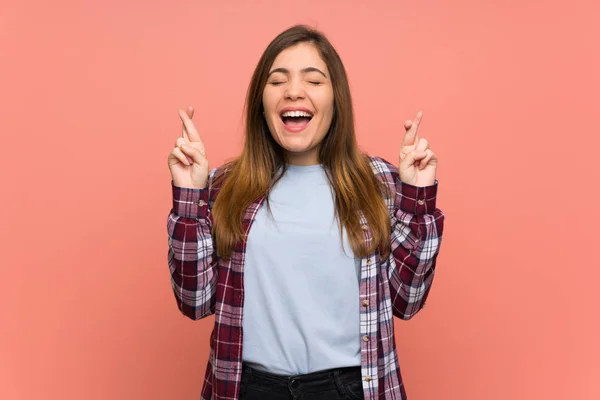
[167,155,445,400]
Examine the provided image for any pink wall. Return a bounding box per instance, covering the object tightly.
[2,0,599,399]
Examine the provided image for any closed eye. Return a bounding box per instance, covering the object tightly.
[309,81,322,85]
[270,81,284,86]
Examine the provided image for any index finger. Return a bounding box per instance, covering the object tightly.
[401,111,423,147]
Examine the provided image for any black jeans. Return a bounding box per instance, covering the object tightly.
[239,363,365,400]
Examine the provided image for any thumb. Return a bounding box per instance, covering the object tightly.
[401,149,427,168]
[180,144,204,164]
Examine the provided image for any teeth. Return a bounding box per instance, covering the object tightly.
[281,110,313,118]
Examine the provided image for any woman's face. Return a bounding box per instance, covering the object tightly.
[262,42,334,166]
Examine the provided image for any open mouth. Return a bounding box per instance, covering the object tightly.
[280,110,313,128]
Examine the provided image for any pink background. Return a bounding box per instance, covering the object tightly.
[1,0,599,399]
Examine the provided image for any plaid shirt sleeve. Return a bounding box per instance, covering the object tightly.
[166,169,219,320]
[390,177,444,319]
[372,156,445,320]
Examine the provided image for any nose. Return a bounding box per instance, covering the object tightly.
[284,78,305,100]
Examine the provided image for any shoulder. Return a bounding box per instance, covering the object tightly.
[366,154,399,185]
[209,159,238,187]
[207,160,237,203]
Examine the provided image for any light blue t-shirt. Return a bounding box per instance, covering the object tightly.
[241,163,362,375]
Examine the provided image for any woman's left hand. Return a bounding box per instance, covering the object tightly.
[398,111,438,187]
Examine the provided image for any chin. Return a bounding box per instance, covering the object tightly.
[279,137,316,152]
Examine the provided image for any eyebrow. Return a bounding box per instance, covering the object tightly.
[268,67,328,79]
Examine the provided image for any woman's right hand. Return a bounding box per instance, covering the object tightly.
[168,106,210,189]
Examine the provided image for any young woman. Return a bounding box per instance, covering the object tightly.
[167,25,445,400]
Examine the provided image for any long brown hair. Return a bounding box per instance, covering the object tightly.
[212,25,392,260]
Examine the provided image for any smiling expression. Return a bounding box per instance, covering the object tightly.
[262,42,335,166]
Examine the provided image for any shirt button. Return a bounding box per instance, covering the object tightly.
[417,199,425,205]
[367,258,372,264]
[362,335,370,342]
[362,300,369,307]
[197,200,206,206]
[365,376,372,382]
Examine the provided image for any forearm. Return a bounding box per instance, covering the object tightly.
[389,179,445,319]
[167,181,217,320]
